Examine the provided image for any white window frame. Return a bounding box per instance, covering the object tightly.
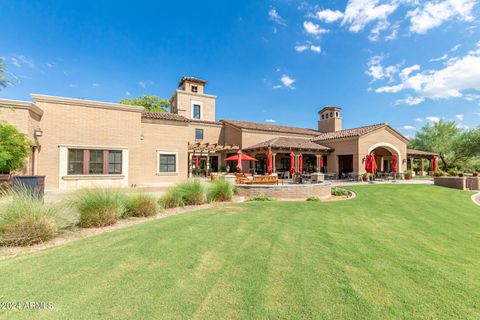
[191,100,203,120]
[156,151,179,175]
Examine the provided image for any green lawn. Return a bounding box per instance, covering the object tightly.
[1,185,479,319]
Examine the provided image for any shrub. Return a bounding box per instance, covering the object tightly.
[0,191,57,246]
[306,196,320,202]
[473,172,479,177]
[434,170,445,177]
[331,187,349,197]
[125,193,160,217]
[448,169,458,176]
[250,194,273,201]
[160,187,185,209]
[71,188,126,228]
[207,179,235,202]
[176,179,206,206]
[0,122,31,174]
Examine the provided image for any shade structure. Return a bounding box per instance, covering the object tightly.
[392,154,397,174]
[298,154,303,174]
[432,156,438,171]
[289,152,295,174]
[267,148,273,174]
[195,156,199,168]
[365,154,372,173]
[319,155,324,171]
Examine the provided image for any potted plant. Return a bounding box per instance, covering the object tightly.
[448,169,458,177]
[458,172,464,177]
[361,173,369,182]
[404,170,413,180]
[473,172,479,177]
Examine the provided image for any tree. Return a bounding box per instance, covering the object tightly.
[409,121,480,171]
[119,95,170,112]
[0,122,31,174]
[0,58,12,90]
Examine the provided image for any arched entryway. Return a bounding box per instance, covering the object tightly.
[367,142,401,174]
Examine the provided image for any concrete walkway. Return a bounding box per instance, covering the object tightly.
[473,193,480,206]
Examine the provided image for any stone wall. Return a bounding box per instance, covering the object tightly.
[434,177,466,190]
[466,177,480,191]
[236,182,332,200]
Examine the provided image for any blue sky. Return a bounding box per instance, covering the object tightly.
[1,0,479,137]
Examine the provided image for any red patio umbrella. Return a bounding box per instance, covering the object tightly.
[267,148,273,174]
[289,152,295,174]
[392,154,397,174]
[225,151,257,172]
[195,156,199,168]
[370,153,378,174]
[432,156,438,172]
[365,154,372,173]
[319,155,324,171]
[298,154,303,174]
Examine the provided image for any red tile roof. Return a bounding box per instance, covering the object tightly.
[178,76,208,87]
[142,111,190,122]
[407,149,438,157]
[314,123,387,141]
[221,119,320,136]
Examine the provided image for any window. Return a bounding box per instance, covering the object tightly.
[68,149,84,174]
[321,114,325,120]
[330,112,333,117]
[336,112,339,117]
[159,154,176,173]
[195,128,204,141]
[109,151,122,174]
[326,113,329,119]
[191,85,198,93]
[280,158,290,170]
[89,150,104,174]
[67,149,122,175]
[193,104,201,119]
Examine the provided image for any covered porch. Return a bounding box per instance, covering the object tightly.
[187,142,239,177]
[243,137,331,179]
[407,149,439,176]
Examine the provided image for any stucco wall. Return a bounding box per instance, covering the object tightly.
[434,177,467,190]
[174,90,216,121]
[236,182,332,199]
[0,107,30,134]
[188,121,224,144]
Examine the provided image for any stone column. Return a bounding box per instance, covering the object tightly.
[316,155,321,172]
[188,153,193,177]
[206,152,210,177]
[272,153,276,173]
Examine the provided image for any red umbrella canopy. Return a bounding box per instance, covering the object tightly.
[392,154,398,174]
[289,152,295,174]
[319,155,324,170]
[432,156,438,171]
[365,154,372,173]
[370,153,378,173]
[195,156,199,168]
[225,152,257,161]
[267,148,273,174]
[298,154,303,174]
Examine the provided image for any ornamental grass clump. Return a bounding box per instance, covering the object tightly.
[176,179,207,206]
[71,188,126,228]
[331,187,349,197]
[160,187,185,209]
[250,194,274,201]
[125,193,160,217]
[207,178,235,202]
[0,190,58,246]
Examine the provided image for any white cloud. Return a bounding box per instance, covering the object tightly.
[313,9,344,23]
[369,20,390,42]
[426,116,441,123]
[9,55,34,68]
[294,44,322,53]
[375,47,480,100]
[414,118,423,122]
[396,96,425,105]
[265,119,276,123]
[408,0,477,34]
[138,81,147,89]
[385,23,399,41]
[303,21,329,36]
[269,8,286,26]
[400,65,421,80]
[274,74,296,89]
[46,63,54,68]
[125,91,131,96]
[342,0,398,33]
[68,84,77,88]
[429,54,449,62]
[457,124,469,129]
[456,114,464,121]
[464,93,480,101]
[366,55,400,82]
[91,83,100,87]
[403,125,416,130]
[451,44,462,52]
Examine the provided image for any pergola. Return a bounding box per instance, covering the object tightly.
[407,149,439,174]
[188,142,239,176]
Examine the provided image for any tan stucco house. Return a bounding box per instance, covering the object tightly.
[0,76,436,191]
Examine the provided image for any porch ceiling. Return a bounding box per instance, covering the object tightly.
[188,142,239,153]
[407,149,438,158]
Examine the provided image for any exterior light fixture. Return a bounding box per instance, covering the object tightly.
[140,133,144,140]
[34,128,43,137]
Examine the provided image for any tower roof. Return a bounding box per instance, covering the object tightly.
[318,106,342,114]
[178,76,208,87]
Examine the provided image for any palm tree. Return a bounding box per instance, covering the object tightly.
[0,58,11,90]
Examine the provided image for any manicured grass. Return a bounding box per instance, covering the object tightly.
[1,185,479,319]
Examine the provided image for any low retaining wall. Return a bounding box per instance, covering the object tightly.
[434,176,480,191]
[236,182,332,199]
